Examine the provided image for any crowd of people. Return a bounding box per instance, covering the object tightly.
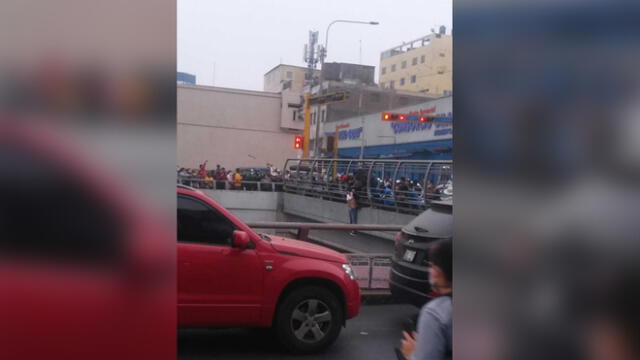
[287,166,453,210]
[177,161,286,190]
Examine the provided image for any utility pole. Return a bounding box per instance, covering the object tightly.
[314,20,379,159]
[302,30,319,158]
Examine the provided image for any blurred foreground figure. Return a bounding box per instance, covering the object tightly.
[0,122,174,360]
[399,239,452,360]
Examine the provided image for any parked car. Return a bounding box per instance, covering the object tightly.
[389,201,452,307]
[177,185,361,353]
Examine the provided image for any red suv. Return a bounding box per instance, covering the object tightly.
[177,185,361,353]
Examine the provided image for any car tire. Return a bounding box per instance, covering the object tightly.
[274,286,343,354]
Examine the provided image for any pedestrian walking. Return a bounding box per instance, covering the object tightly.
[346,187,358,236]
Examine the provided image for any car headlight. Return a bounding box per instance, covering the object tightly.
[342,264,356,281]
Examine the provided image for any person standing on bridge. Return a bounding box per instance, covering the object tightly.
[346,186,358,236]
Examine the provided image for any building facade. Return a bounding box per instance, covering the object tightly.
[263,64,319,93]
[378,29,452,96]
[308,82,434,155]
[328,95,452,160]
[178,84,304,169]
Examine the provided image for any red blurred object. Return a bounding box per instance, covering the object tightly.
[382,113,391,121]
[399,114,406,121]
[294,135,303,150]
[419,116,428,123]
[177,186,360,353]
[0,122,174,360]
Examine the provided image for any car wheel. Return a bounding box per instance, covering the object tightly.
[274,286,343,354]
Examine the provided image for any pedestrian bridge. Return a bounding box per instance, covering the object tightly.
[194,159,452,241]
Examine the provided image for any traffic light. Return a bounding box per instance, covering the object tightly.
[419,116,428,123]
[382,113,405,121]
[294,136,303,150]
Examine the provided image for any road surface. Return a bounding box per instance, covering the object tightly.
[178,303,417,360]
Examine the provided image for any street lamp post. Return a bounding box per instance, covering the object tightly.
[312,19,379,158]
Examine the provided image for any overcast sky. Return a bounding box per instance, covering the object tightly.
[178,0,452,91]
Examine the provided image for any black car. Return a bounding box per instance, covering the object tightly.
[389,201,452,307]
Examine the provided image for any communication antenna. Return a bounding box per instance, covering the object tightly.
[303,30,319,86]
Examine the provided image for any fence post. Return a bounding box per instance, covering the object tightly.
[297,227,310,241]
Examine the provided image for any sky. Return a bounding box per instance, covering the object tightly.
[178,0,452,91]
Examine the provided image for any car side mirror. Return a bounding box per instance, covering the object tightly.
[232,230,250,249]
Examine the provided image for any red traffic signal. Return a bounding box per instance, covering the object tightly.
[382,113,407,121]
[294,136,303,150]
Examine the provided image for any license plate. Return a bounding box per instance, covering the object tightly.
[402,249,416,262]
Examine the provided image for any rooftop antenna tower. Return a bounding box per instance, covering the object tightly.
[303,30,320,87]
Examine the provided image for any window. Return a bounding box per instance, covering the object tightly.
[390,80,395,89]
[381,67,386,75]
[286,71,293,79]
[421,55,425,63]
[400,78,405,86]
[411,75,417,83]
[292,110,296,121]
[321,109,326,123]
[311,112,316,125]
[401,60,407,69]
[412,57,417,65]
[391,64,396,72]
[439,52,446,57]
[178,196,235,246]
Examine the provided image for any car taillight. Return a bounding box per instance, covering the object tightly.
[394,232,403,247]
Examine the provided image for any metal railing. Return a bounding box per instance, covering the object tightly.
[177,176,284,192]
[282,158,452,215]
[247,221,402,244]
[247,221,399,292]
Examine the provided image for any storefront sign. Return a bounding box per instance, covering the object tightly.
[390,122,432,134]
[339,127,362,140]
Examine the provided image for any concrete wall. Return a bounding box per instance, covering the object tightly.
[178,84,302,169]
[201,190,414,239]
[282,193,416,240]
[201,190,282,227]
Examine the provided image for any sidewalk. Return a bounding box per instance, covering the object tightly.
[279,214,396,254]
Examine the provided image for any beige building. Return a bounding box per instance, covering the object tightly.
[178,84,303,169]
[263,64,320,93]
[378,31,452,96]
